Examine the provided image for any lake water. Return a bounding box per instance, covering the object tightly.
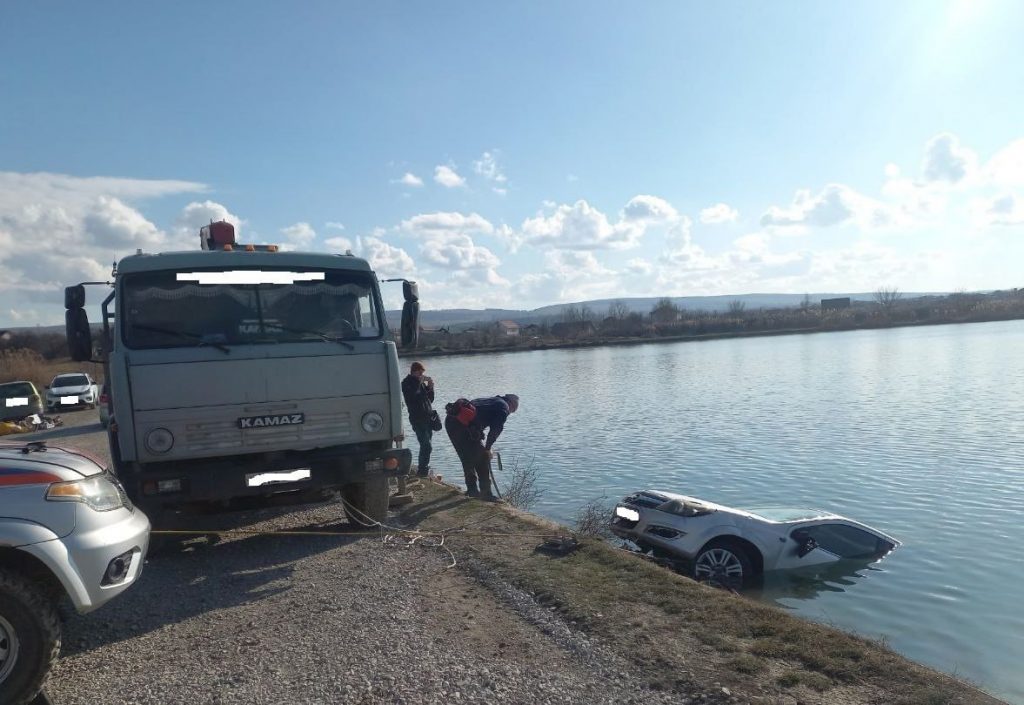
[408,320,1024,703]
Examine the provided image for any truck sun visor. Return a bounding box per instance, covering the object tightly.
[176,271,326,285]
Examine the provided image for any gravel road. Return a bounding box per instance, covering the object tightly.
[24,411,730,705]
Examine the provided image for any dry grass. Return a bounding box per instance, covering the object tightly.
[0,349,104,390]
[405,482,1007,705]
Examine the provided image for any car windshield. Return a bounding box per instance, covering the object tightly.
[121,267,383,350]
[54,375,89,387]
[0,382,35,399]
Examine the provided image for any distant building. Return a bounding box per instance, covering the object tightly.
[0,330,11,342]
[494,320,520,337]
[821,297,851,311]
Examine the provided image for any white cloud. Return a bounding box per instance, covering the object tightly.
[393,172,424,187]
[0,172,209,321]
[324,236,354,252]
[279,222,317,250]
[520,199,640,250]
[922,132,977,184]
[970,192,1024,227]
[401,212,494,237]
[760,184,893,229]
[473,151,507,185]
[421,233,501,270]
[699,203,739,224]
[356,236,416,278]
[325,221,346,230]
[434,165,465,188]
[622,195,680,223]
[984,139,1024,187]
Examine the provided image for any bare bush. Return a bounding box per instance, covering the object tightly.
[0,348,104,389]
[573,495,614,539]
[874,286,902,311]
[495,455,541,510]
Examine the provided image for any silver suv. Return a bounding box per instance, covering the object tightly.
[0,440,150,705]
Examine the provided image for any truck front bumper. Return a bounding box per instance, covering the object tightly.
[127,446,412,506]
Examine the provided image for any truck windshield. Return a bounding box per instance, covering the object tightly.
[121,267,383,350]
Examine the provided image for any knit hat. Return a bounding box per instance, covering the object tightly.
[503,394,520,411]
[411,361,425,373]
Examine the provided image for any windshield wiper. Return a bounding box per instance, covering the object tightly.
[266,324,356,351]
[128,324,232,354]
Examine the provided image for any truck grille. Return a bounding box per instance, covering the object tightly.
[182,412,353,453]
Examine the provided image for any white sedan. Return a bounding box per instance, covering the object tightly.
[45,372,100,411]
[609,490,900,589]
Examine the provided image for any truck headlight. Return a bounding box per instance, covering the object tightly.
[361,411,384,433]
[47,474,125,512]
[145,427,174,454]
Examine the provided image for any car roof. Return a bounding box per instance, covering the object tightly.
[639,490,842,523]
[738,506,839,522]
[637,489,900,544]
[0,380,36,388]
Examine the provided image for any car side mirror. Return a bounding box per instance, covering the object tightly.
[66,308,93,362]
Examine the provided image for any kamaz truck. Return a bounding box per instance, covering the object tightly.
[64,221,421,528]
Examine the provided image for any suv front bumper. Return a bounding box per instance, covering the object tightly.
[22,505,150,614]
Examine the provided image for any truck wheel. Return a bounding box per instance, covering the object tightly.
[342,476,390,527]
[0,569,61,705]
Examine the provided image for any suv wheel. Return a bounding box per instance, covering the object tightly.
[341,476,390,527]
[0,569,61,705]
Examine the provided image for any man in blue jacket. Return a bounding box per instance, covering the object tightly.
[444,394,519,501]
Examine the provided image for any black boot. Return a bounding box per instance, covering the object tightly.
[465,485,480,497]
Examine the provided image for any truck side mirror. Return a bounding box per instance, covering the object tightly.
[65,284,86,310]
[403,280,419,303]
[401,300,420,349]
[66,308,93,362]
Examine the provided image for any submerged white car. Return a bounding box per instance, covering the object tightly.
[610,490,900,589]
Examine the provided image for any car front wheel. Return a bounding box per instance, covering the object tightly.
[692,540,753,591]
[0,569,61,705]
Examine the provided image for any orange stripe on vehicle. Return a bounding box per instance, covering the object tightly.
[0,471,63,486]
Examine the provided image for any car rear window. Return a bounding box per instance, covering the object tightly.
[0,382,36,398]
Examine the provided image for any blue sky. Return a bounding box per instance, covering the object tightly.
[2,0,1023,325]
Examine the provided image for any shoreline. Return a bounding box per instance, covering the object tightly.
[399,312,1024,359]
[407,478,1009,704]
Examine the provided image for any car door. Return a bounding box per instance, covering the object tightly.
[776,523,894,571]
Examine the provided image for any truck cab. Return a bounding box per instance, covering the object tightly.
[64,221,420,528]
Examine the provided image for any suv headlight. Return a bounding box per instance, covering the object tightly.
[361,411,384,433]
[145,428,174,454]
[47,474,125,512]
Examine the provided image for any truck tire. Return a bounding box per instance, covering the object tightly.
[342,476,390,527]
[0,569,61,705]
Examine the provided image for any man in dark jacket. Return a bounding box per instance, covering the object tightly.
[444,394,519,501]
[401,361,435,477]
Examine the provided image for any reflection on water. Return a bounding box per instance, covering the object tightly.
[415,320,1024,703]
[746,560,891,608]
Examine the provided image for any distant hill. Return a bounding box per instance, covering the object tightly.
[7,292,950,334]
[386,292,947,330]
